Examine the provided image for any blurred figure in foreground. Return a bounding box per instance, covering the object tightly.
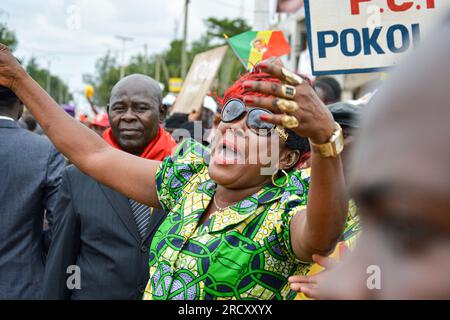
[290,17,450,300]
[0,86,65,299]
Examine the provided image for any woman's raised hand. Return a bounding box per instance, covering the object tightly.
[0,43,25,90]
[242,61,335,144]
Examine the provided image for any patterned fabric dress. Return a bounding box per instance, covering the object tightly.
[143,139,312,300]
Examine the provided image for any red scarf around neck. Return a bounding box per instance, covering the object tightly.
[102,126,177,161]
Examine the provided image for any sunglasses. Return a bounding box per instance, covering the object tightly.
[221,99,288,141]
[222,99,276,136]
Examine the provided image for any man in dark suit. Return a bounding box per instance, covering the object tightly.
[43,74,177,300]
[0,87,65,300]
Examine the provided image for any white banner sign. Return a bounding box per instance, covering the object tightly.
[305,0,450,75]
[171,46,228,114]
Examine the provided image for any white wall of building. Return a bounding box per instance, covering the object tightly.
[253,0,272,30]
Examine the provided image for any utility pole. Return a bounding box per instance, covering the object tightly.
[181,0,190,79]
[115,35,134,79]
[58,81,62,104]
[161,56,171,85]
[46,60,52,94]
[155,55,161,82]
[174,19,179,40]
[143,44,148,75]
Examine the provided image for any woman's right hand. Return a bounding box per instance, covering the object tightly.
[0,43,25,90]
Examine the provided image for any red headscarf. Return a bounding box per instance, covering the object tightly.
[216,71,281,109]
[216,69,312,109]
[102,126,177,161]
[217,70,312,168]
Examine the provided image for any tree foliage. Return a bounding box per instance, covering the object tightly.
[26,58,73,103]
[0,21,17,51]
[83,51,120,106]
[205,17,250,43]
[1,16,72,103]
[84,17,252,104]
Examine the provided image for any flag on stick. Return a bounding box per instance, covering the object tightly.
[226,30,291,70]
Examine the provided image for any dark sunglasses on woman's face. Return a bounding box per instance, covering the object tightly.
[221,99,276,137]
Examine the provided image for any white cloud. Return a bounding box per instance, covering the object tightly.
[1,0,254,104]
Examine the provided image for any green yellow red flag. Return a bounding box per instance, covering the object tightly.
[226,30,291,70]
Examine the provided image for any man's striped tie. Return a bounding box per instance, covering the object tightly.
[129,199,151,240]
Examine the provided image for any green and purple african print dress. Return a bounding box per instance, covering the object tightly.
[143,139,311,300]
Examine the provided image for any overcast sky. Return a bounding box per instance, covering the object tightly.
[1,0,255,104]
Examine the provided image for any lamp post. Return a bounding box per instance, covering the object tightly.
[115,35,134,79]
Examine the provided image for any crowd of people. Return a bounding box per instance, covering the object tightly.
[0,15,449,300]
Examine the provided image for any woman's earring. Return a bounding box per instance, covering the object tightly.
[272,170,289,188]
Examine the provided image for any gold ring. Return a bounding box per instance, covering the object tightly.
[275,126,289,142]
[281,84,297,99]
[281,68,305,86]
[281,115,299,129]
[276,99,299,113]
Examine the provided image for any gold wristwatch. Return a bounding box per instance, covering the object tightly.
[309,122,345,158]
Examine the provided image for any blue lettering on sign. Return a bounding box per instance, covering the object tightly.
[341,28,362,56]
[411,23,421,47]
[362,27,385,55]
[317,24,421,58]
[387,24,410,53]
[318,31,339,58]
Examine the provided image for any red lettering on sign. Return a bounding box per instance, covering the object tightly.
[387,0,414,12]
[350,0,372,15]
[426,0,435,9]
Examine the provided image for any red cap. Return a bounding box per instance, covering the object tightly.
[92,113,110,128]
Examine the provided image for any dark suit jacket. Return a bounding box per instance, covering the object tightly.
[0,119,64,300]
[42,165,166,300]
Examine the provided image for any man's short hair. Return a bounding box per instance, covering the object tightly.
[314,77,342,104]
[22,114,37,131]
[0,86,19,109]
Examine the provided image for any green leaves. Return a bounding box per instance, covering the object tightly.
[84,17,252,104]
[26,58,73,104]
[0,21,17,51]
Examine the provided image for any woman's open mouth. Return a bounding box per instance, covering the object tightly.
[211,139,244,165]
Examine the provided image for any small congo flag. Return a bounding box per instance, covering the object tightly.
[226,30,291,70]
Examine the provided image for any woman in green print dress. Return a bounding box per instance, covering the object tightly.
[0,45,348,300]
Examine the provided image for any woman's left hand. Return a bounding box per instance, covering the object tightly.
[242,61,335,144]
